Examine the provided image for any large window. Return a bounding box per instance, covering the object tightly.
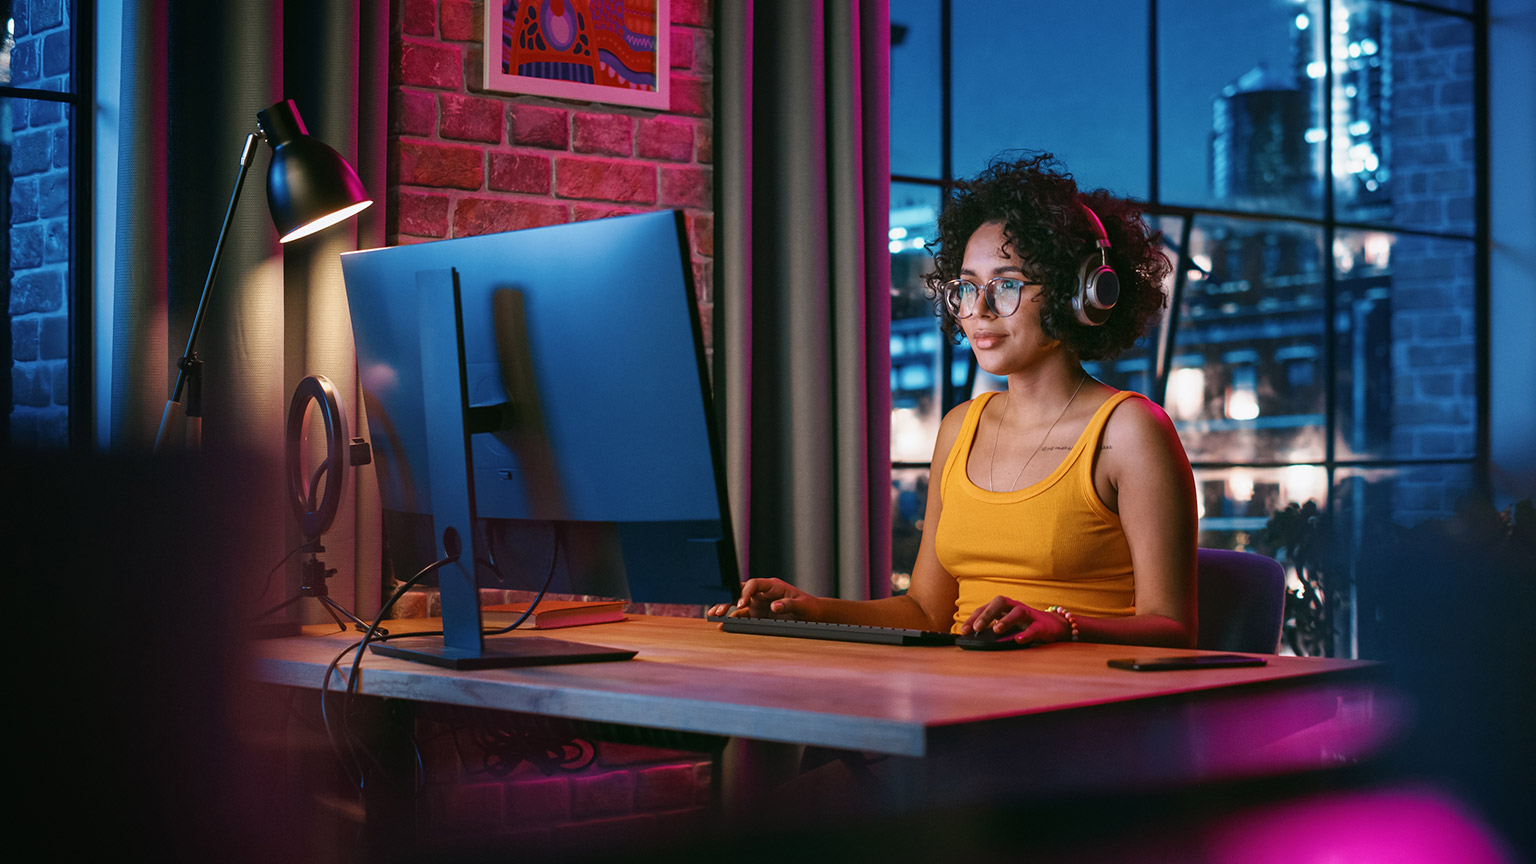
[4,0,89,450]
[889,0,1485,657]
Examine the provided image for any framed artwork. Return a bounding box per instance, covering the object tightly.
[483,0,670,109]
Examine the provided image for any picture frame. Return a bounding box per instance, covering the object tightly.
[483,0,671,109]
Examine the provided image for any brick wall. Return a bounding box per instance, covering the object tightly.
[1384,4,1478,522]
[415,708,714,857]
[6,2,73,448]
[386,0,719,843]
[390,0,715,353]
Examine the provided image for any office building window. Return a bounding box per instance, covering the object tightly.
[888,0,1486,656]
[4,0,89,449]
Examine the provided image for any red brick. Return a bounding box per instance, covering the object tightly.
[463,44,485,92]
[397,140,484,189]
[440,0,479,41]
[396,190,451,237]
[453,196,568,236]
[634,764,701,811]
[672,0,710,27]
[556,157,657,203]
[392,89,436,137]
[489,151,552,194]
[573,204,645,222]
[403,0,437,36]
[693,260,712,305]
[573,113,634,157]
[689,211,714,257]
[669,74,709,117]
[670,28,693,70]
[660,164,710,209]
[695,123,712,164]
[552,814,659,858]
[430,781,504,831]
[440,93,503,143]
[597,744,690,767]
[505,775,570,822]
[571,770,635,817]
[694,761,714,805]
[636,116,693,162]
[509,104,570,149]
[400,40,461,90]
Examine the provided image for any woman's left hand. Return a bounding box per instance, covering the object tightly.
[960,595,1072,644]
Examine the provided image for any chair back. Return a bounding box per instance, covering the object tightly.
[1196,548,1286,653]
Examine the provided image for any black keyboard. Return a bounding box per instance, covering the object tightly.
[707,616,957,646]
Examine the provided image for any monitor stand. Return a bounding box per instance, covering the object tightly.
[370,268,634,670]
[369,636,635,670]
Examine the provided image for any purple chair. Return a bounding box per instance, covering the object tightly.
[1196,548,1287,653]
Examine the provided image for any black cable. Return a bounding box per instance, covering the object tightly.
[323,522,563,794]
[483,522,563,635]
[323,552,454,790]
[252,540,311,607]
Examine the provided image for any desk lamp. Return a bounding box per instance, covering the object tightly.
[155,99,373,451]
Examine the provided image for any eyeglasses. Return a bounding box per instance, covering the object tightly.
[941,278,1037,319]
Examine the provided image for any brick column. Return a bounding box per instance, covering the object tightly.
[7,4,73,447]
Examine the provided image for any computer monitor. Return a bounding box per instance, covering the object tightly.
[340,210,738,666]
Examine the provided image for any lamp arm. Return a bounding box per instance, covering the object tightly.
[169,130,263,403]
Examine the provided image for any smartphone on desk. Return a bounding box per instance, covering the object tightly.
[1107,654,1267,671]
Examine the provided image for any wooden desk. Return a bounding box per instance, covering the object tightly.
[251,614,1399,812]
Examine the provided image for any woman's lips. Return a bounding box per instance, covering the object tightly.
[970,330,1005,349]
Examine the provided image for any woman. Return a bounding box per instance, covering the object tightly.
[711,153,1198,649]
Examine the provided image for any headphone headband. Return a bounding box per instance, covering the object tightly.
[1079,201,1110,250]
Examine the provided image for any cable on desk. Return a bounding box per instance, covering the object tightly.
[321,522,564,795]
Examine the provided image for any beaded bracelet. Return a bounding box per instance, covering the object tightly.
[1045,605,1080,642]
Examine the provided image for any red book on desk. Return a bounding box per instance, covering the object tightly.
[482,599,627,630]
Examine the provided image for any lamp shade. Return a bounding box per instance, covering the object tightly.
[257,99,373,243]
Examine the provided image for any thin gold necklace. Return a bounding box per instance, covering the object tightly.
[987,374,1088,493]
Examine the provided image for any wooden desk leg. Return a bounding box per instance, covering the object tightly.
[720,738,803,817]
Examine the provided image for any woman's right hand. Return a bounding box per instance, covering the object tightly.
[707,578,822,621]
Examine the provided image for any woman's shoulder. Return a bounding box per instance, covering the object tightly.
[1098,390,1188,464]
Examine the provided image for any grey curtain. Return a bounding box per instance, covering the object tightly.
[718,1,893,600]
[112,0,387,621]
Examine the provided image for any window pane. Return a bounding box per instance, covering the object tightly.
[6,1,74,94]
[1194,464,1328,550]
[5,97,73,448]
[1335,2,1474,234]
[1167,216,1327,463]
[1159,0,1325,218]
[1333,462,1477,657]
[890,467,930,594]
[951,1,1149,199]
[891,182,943,464]
[890,0,942,179]
[1335,230,1476,460]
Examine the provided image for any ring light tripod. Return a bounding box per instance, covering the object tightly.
[257,374,374,634]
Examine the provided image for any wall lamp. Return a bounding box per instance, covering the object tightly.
[155,99,373,452]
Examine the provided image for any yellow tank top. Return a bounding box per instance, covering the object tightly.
[937,389,1141,632]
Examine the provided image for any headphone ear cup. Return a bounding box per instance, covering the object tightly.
[1074,256,1120,326]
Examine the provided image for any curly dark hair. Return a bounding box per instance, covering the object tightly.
[924,152,1170,361]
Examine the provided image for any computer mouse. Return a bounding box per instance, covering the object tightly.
[955,629,1034,650]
